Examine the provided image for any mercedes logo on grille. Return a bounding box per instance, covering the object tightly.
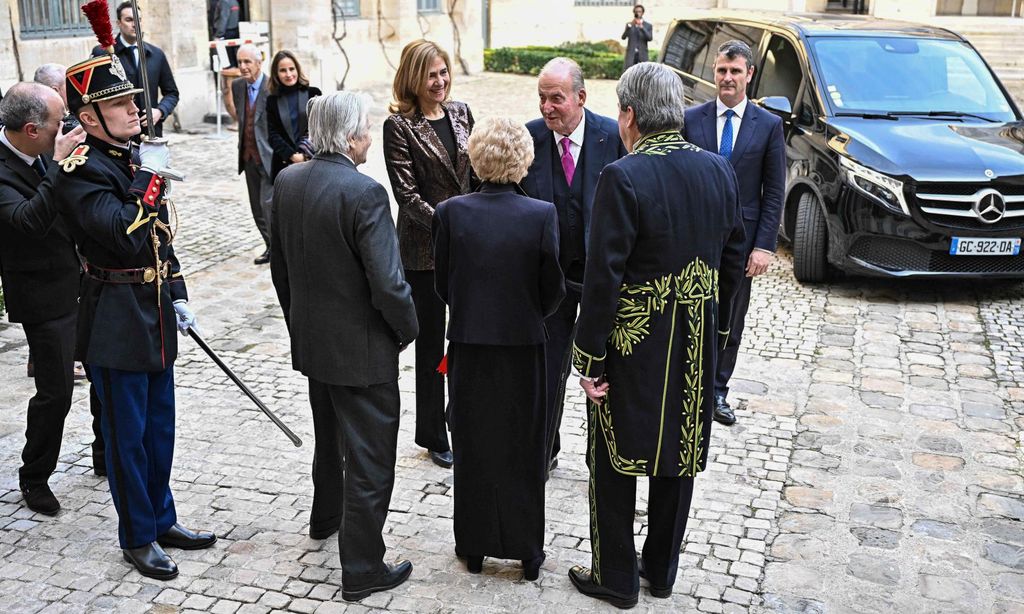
[973,189,1006,224]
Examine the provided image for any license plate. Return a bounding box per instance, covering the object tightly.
[949,237,1021,256]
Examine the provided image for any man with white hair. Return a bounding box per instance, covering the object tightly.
[270,91,418,602]
[569,62,747,608]
[32,64,68,107]
[232,43,274,265]
[520,56,626,476]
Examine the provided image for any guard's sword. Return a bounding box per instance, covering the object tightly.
[187,328,303,447]
[128,0,185,181]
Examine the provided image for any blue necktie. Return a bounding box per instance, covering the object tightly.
[720,109,735,160]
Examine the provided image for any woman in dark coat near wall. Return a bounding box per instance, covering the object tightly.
[383,39,475,469]
[266,50,322,182]
[432,116,565,581]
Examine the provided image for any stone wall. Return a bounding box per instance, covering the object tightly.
[0,0,213,128]
[260,0,484,93]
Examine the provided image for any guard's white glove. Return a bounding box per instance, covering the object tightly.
[139,140,170,175]
[173,300,197,335]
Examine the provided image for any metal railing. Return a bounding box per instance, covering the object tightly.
[17,0,93,39]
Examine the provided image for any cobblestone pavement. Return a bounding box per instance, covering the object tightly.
[1,73,1023,613]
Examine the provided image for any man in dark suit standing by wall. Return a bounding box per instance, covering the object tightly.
[683,40,785,426]
[271,91,418,603]
[521,57,626,473]
[621,4,653,69]
[233,43,274,265]
[0,83,86,515]
[92,2,179,138]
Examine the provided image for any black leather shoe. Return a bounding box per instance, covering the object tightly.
[309,521,340,540]
[465,555,483,574]
[713,394,737,426]
[254,250,270,265]
[93,450,107,477]
[341,560,413,602]
[21,483,59,515]
[429,450,453,469]
[638,556,672,598]
[157,523,217,550]
[123,542,178,580]
[568,565,638,609]
[523,553,545,581]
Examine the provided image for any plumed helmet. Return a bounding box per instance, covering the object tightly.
[65,0,142,114]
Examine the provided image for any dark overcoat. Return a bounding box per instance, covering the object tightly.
[432,182,565,344]
[270,153,418,387]
[0,144,80,324]
[572,130,747,478]
[266,85,322,181]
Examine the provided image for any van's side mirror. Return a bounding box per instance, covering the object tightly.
[759,96,793,121]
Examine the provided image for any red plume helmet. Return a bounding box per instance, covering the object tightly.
[81,0,116,53]
[64,0,141,114]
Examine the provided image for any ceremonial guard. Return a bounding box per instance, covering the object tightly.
[55,0,215,580]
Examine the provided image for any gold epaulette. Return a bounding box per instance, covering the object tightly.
[60,144,90,173]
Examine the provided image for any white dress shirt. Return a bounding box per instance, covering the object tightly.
[715,96,748,153]
[552,116,586,167]
[119,34,140,67]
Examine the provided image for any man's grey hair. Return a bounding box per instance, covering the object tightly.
[0,82,55,131]
[717,40,754,69]
[540,57,585,93]
[33,64,66,90]
[616,63,685,135]
[236,43,262,62]
[308,90,370,155]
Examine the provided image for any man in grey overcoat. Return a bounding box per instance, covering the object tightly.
[270,91,419,603]
[622,4,654,69]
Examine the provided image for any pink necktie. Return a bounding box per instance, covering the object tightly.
[560,137,575,186]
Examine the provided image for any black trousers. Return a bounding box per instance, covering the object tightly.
[308,377,401,580]
[244,160,273,248]
[19,311,76,487]
[405,269,449,453]
[543,282,581,461]
[587,402,696,596]
[715,218,757,397]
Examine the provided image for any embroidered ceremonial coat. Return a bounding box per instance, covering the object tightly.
[572,131,747,478]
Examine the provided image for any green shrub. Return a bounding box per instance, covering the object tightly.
[484,41,659,80]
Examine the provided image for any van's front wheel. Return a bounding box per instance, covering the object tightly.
[793,191,829,283]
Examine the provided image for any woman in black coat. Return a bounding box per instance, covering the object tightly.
[266,50,322,182]
[432,117,565,581]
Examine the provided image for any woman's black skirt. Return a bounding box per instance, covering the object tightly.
[448,341,546,561]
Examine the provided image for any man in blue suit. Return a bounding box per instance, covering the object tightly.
[521,57,627,471]
[683,40,785,426]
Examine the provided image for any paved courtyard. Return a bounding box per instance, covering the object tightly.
[1,72,1023,613]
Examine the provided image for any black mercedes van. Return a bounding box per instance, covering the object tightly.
[658,13,1024,282]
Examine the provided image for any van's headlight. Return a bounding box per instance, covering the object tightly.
[840,157,909,216]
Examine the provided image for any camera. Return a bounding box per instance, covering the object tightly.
[61,113,80,134]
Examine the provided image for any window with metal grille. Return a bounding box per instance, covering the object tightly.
[17,0,93,39]
[418,0,441,13]
[574,0,635,6]
[334,0,360,17]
